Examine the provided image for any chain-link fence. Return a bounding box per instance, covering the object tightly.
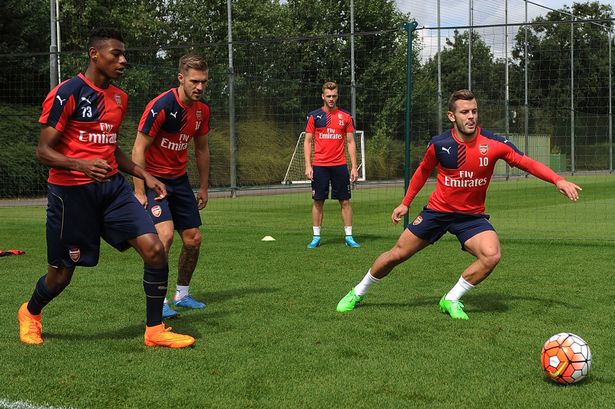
[411,0,614,176]
[0,1,613,234]
[0,27,412,199]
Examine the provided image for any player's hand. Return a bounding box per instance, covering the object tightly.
[80,158,112,182]
[555,179,582,201]
[391,204,409,224]
[144,174,167,201]
[134,191,148,208]
[197,188,209,210]
[305,165,313,181]
[350,167,358,183]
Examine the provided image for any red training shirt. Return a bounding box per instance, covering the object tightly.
[38,73,128,185]
[138,88,210,178]
[305,107,355,166]
[403,127,564,214]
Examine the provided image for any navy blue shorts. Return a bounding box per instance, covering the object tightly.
[46,173,157,268]
[312,165,351,201]
[145,173,202,231]
[407,207,495,249]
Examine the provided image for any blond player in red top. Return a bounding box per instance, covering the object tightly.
[336,89,581,319]
[304,81,360,249]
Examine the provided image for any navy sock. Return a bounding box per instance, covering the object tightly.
[27,275,62,315]
[143,265,168,327]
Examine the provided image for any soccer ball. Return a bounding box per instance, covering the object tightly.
[541,332,592,384]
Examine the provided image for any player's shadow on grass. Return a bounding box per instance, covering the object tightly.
[362,291,581,314]
[192,286,279,304]
[44,287,279,342]
[316,233,391,247]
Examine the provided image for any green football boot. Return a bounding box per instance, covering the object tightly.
[439,296,469,320]
[336,289,364,312]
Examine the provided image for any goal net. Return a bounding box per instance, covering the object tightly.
[282,130,366,184]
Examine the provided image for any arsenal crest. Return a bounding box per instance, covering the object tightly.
[114,94,122,106]
[196,110,202,120]
[151,205,162,218]
[479,144,489,155]
[69,248,81,262]
[412,215,423,225]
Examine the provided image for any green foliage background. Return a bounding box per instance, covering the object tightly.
[0,0,613,198]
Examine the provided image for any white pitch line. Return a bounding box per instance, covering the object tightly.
[0,399,75,409]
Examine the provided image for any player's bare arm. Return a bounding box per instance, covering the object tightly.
[131,132,155,207]
[36,125,112,182]
[555,179,582,201]
[304,132,314,180]
[115,147,167,201]
[195,133,210,210]
[346,132,358,182]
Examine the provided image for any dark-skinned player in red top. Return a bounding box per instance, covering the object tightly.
[336,89,581,319]
[17,27,195,348]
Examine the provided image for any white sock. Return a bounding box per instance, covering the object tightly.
[445,276,475,301]
[313,226,321,236]
[354,269,380,296]
[344,226,352,236]
[163,298,169,305]
[175,285,190,301]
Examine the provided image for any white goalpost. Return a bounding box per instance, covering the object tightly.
[282,130,366,184]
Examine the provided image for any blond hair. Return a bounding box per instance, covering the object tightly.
[322,81,338,93]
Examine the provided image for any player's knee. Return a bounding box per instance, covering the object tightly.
[158,231,174,249]
[389,246,411,265]
[46,267,73,292]
[481,249,501,269]
[184,231,201,249]
[142,239,167,267]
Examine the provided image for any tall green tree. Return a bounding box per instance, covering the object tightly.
[280,0,411,137]
[511,1,613,135]
[420,30,501,136]
[0,0,50,103]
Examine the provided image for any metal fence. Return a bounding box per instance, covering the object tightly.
[0,0,613,201]
[410,0,614,176]
[0,28,409,199]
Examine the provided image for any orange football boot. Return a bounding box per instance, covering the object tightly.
[18,303,43,345]
[144,323,195,348]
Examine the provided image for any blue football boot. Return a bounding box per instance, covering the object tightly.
[307,236,321,249]
[174,295,206,309]
[344,235,360,248]
[162,302,179,319]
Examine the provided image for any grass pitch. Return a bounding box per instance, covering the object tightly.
[0,175,614,408]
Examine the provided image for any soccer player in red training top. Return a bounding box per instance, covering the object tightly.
[17,27,195,348]
[304,81,360,249]
[336,89,582,319]
[132,54,211,319]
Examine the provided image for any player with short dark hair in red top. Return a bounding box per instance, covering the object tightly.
[336,89,582,319]
[17,27,195,348]
[304,81,360,249]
